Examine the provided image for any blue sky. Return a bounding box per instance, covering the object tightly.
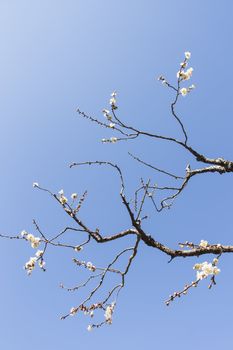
[0,1,233,348]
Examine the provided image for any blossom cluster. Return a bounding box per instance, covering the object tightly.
[104,302,115,324]
[109,91,117,109]
[158,51,195,97]
[177,67,193,81]
[193,259,220,280]
[86,302,115,331]
[24,250,45,275]
[67,302,106,331]
[24,256,37,275]
[20,230,45,275]
[21,230,40,249]
[157,75,167,85]
[68,257,116,330]
[178,51,195,97]
[58,189,68,205]
[179,239,209,250]
[102,137,118,143]
[70,307,78,316]
[101,91,119,142]
[102,109,112,121]
[70,303,101,319]
[72,258,96,272]
[180,84,195,97]
[58,189,78,205]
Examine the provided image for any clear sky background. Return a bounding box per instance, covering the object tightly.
[0,1,233,349]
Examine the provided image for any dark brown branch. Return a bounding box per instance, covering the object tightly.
[128,152,184,180]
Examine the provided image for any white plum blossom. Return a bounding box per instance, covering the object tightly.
[102,109,112,121]
[177,71,183,79]
[199,240,208,248]
[110,137,118,143]
[102,108,110,115]
[180,61,187,69]
[32,182,39,188]
[25,233,41,249]
[109,123,115,128]
[38,260,46,269]
[185,51,191,60]
[59,195,68,205]
[180,84,195,97]
[109,97,117,107]
[86,261,96,272]
[21,230,28,237]
[74,245,83,252]
[35,250,44,258]
[58,189,68,205]
[70,307,78,316]
[193,263,202,270]
[24,257,37,275]
[30,237,40,249]
[71,193,78,200]
[87,325,93,332]
[157,75,168,86]
[60,196,68,204]
[177,67,193,80]
[180,87,188,96]
[186,67,193,78]
[26,233,34,240]
[196,270,205,280]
